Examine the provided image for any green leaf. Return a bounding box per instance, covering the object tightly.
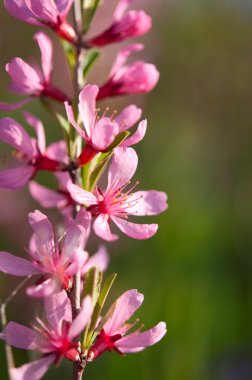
[83,267,103,308]
[89,153,112,192]
[82,0,102,34]
[83,49,100,78]
[84,273,117,349]
[105,131,130,151]
[89,273,117,333]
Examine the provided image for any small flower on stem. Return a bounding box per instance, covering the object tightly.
[97,44,160,100]
[0,32,70,111]
[68,147,168,241]
[65,84,147,166]
[86,0,151,47]
[0,291,93,380]
[0,113,67,189]
[0,209,91,296]
[88,289,167,360]
[4,0,76,43]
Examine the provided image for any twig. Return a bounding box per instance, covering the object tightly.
[70,3,86,379]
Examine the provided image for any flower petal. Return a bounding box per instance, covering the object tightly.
[0,322,40,350]
[115,105,142,132]
[6,58,42,95]
[44,290,72,332]
[82,245,109,275]
[34,32,52,83]
[116,322,167,353]
[0,117,34,156]
[126,190,168,216]
[109,44,144,78]
[4,0,41,25]
[78,85,99,138]
[113,0,131,21]
[93,214,118,241]
[0,166,35,190]
[29,1,58,23]
[121,119,147,147]
[67,182,97,206]
[103,289,144,336]
[46,140,68,163]
[92,118,119,150]
[0,97,33,111]
[68,296,93,340]
[65,102,87,140]
[107,147,138,193]
[10,355,55,380]
[111,216,158,240]
[26,278,59,298]
[23,112,46,153]
[0,251,39,276]
[64,248,88,277]
[28,210,55,250]
[29,181,67,209]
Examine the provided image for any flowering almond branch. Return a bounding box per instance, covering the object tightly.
[0,1,168,380]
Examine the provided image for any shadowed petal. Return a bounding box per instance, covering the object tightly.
[116,322,167,353]
[82,245,109,275]
[111,216,158,240]
[126,190,168,216]
[0,166,35,190]
[0,322,40,350]
[10,355,55,380]
[28,210,55,249]
[23,112,46,153]
[46,140,68,163]
[29,181,67,209]
[44,291,72,332]
[109,44,143,78]
[103,289,144,336]
[6,58,42,95]
[0,97,33,111]
[0,117,34,156]
[4,0,43,25]
[34,32,52,83]
[26,278,59,298]
[68,296,93,340]
[93,214,118,241]
[0,251,39,276]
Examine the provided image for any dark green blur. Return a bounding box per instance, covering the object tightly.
[0,1,252,379]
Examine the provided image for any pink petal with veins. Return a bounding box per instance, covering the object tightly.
[103,289,144,336]
[111,216,158,240]
[0,251,39,276]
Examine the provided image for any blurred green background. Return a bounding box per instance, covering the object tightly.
[1,0,252,379]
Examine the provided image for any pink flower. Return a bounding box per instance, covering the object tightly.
[65,84,147,165]
[4,0,76,43]
[86,0,151,47]
[0,209,91,297]
[0,32,70,111]
[68,147,168,241]
[87,289,167,360]
[97,44,160,100]
[0,113,67,189]
[0,292,93,380]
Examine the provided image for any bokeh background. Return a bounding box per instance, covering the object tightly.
[1,0,252,379]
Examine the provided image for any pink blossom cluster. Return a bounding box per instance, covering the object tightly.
[0,1,168,379]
